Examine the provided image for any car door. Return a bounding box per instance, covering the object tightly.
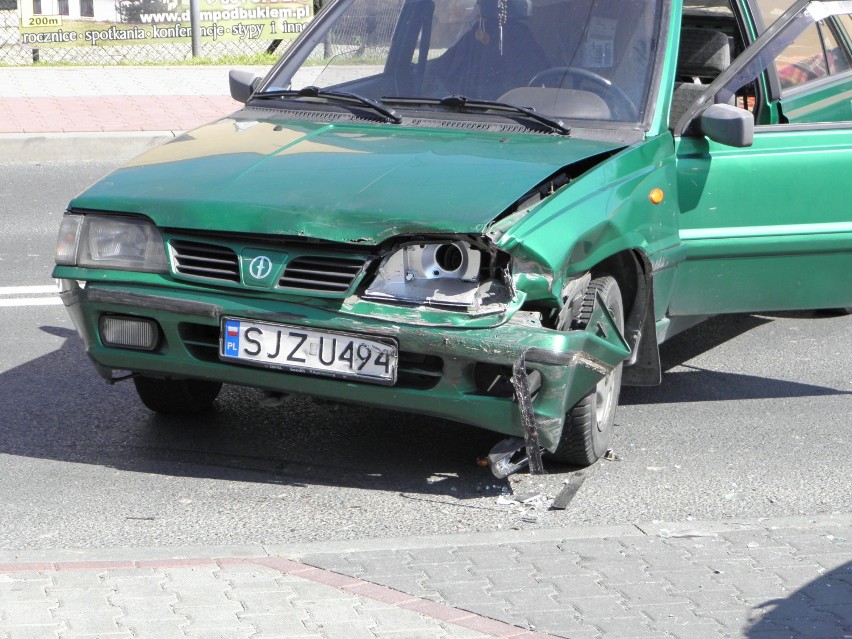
[668,0,852,316]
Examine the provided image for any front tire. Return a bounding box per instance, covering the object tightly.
[550,276,625,466]
[133,376,222,414]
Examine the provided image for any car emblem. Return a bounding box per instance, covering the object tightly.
[248,255,273,280]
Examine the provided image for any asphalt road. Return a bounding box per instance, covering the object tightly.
[1,160,850,551]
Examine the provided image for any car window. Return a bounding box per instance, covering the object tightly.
[266,0,663,126]
[753,0,852,89]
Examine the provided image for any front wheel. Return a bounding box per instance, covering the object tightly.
[550,276,625,466]
[133,376,222,414]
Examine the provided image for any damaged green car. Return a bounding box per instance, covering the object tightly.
[54,0,852,470]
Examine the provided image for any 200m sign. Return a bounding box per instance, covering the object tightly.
[220,318,398,384]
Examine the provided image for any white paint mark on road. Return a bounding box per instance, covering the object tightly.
[0,284,62,307]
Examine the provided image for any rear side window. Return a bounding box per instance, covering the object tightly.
[754,0,852,89]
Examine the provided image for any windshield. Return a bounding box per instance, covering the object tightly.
[263,0,663,127]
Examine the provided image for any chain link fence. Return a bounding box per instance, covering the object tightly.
[0,0,291,65]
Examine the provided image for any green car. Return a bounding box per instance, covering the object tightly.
[54,0,851,471]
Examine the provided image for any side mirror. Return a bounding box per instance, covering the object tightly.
[700,103,754,148]
[229,70,261,103]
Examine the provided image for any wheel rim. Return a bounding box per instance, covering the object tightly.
[594,367,618,432]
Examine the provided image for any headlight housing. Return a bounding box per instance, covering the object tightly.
[364,239,511,312]
[55,213,168,273]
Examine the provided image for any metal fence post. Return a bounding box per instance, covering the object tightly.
[189,0,201,57]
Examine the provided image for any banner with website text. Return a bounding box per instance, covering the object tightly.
[19,0,313,46]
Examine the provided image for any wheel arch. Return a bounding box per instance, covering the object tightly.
[590,249,662,386]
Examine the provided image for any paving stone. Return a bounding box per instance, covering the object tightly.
[676,588,744,613]
[288,580,364,601]
[520,608,587,634]
[502,587,561,612]
[590,616,667,638]
[480,568,539,593]
[111,594,183,621]
[236,612,312,635]
[510,541,571,559]
[664,623,728,639]
[658,569,727,592]
[703,608,767,634]
[355,557,425,576]
[426,582,506,607]
[299,555,360,575]
[661,537,731,555]
[304,600,363,622]
[558,539,627,561]
[798,579,852,605]
[183,625,256,639]
[0,581,49,603]
[780,530,852,555]
[0,625,63,639]
[361,575,438,600]
[52,588,120,611]
[233,589,302,615]
[548,575,610,599]
[582,560,657,585]
[527,558,588,578]
[616,581,689,606]
[720,529,791,548]
[405,549,460,566]
[737,546,803,569]
[104,575,170,599]
[719,575,788,600]
[171,586,233,607]
[420,563,481,583]
[54,610,123,634]
[58,633,132,639]
[305,619,378,639]
[118,618,189,639]
[177,604,245,625]
[0,600,58,625]
[566,596,637,619]
[371,629,448,639]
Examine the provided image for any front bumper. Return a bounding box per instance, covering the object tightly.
[59,279,629,451]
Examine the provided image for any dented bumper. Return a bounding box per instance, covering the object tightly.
[59,280,629,451]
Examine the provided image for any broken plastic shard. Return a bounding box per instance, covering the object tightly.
[521,510,540,523]
[603,448,622,461]
[259,391,289,407]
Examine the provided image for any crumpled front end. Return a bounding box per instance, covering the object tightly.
[56,261,628,451]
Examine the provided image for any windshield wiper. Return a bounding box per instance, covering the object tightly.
[382,95,571,135]
[253,86,403,124]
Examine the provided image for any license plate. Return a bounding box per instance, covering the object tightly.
[219,318,398,385]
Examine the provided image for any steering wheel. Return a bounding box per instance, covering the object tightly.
[529,66,638,121]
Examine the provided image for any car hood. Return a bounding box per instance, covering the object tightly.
[72,113,623,245]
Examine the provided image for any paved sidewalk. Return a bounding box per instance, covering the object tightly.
[0,66,266,160]
[1,515,850,639]
[0,66,259,133]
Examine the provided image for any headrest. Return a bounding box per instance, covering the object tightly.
[677,28,731,77]
[480,0,533,20]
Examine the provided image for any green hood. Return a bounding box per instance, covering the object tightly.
[72,114,621,245]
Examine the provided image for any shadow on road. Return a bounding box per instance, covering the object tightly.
[747,560,852,637]
[2,312,848,491]
[621,313,851,405]
[0,326,503,495]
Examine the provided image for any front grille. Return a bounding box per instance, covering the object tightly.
[171,240,240,283]
[279,255,365,293]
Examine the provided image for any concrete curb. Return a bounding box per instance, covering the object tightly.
[1,131,178,162]
[1,513,849,564]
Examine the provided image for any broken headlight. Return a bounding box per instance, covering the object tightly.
[363,240,510,312]
[55,213,168,273]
